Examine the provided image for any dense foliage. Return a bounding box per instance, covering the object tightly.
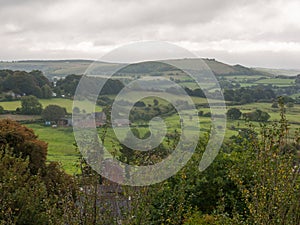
[227,108,242,120]
[54,74,125,97]
[41,104,66,122]
[224,87,276,104]
[0,70,51,99]
[19,95,43,115]
[242,109,271,122]
[0,119,76,225]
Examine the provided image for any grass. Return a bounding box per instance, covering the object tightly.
[255,78,295,86]
[26,124,78,174]
[0,98,102,113]
[222,76,296,88]
[228,102,300,123]
[225,75,267,80]
[0,101,21,111]
[227,103,300,138]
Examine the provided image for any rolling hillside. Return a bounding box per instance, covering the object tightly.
[0,58,270,79]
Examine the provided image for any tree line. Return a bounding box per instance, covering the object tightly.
[224,87,276,104]
[0,70,125,101]
[0,70,52,99]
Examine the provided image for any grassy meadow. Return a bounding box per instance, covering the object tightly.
[0,98,102,113]
[26,124,79,174]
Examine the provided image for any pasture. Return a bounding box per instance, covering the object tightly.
[0,98,102,113]
[26,124,79,174]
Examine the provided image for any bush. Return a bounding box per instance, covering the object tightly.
[0,105,4,114]
[227,108,242,120]
[41,104,66,122]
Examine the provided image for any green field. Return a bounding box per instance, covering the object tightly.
[26,124,78,174]
[0,98,102,113]
[255,78,295,86]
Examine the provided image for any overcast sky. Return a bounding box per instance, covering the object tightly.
[0,0,300,69]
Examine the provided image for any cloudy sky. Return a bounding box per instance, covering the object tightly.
[1,0,300,69]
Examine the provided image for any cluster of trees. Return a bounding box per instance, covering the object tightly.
[0,119,75,224]
[15,95,66,122]
[130,101,176,122]
[54,74,125,97]
[0,70,126,102]
[164,82,295,107]
[224,87,275,104]
[227,108,271,122]
[242,109,271,122]
[0,70,52,99]
[165,87,205,98]
[184,87,205,98]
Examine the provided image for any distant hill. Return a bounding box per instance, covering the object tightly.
[0,60,94,79]
[118,58,270,76]
[0,58,271,79]
[254,67,300,77]
[166,58,271,76]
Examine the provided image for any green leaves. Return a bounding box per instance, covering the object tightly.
[20,95,43,115]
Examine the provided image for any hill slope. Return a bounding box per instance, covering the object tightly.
[0,58,270,79]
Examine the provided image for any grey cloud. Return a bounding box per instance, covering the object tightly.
[253,26,300,42]
[0,0,299,69]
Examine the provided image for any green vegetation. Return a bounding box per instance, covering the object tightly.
[227,108,242,120]
[0,98,102,113]
[0,120,76,224]
[256,78,295,86]
[26,124,78,174]
[41,104,66,122]
[242,109,270,122]
[0,70,51,99]
[19,95,43,115]
[2,107,299,224]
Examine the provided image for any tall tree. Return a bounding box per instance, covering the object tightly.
[0,120,77,224]
[0,150,58,224]
[41,84,52,99]
[227,108,242,120]
[0,119,47,174]
[20,95,43,115]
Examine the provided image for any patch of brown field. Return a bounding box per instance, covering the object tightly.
[0,114,41,121]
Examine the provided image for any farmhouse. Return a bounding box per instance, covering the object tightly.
[72,111,107,127]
